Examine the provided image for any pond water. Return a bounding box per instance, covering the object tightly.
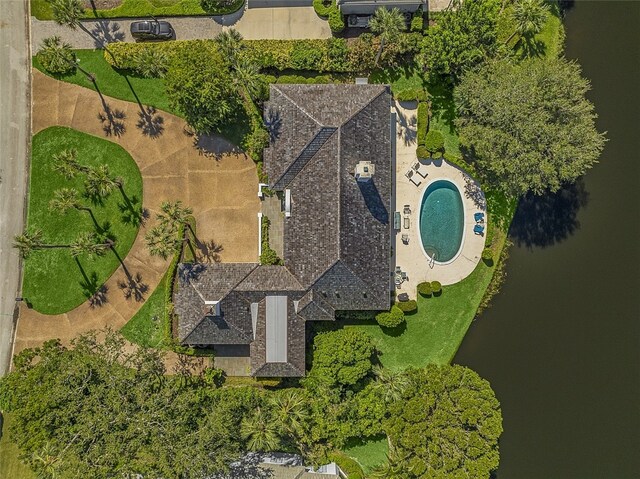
[453,2,640,477]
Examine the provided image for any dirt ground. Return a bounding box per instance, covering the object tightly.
[14,71,259,357]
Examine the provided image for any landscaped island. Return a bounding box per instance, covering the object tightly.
[1,1,606,478]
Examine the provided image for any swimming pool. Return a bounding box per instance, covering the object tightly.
[418,179,465,264]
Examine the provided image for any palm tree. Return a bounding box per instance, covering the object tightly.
[37,36,76,74]
[50,0,84,30]
[233,58,265,104]
[240,407,280,452]
[133,48,169,79]
[372,366,411,403]
[369,7,407,66]
[506,0,550,45]
[269,389,309,437]
[85,164,124,199]
[214,28,244,67]
[144,224,179,260]
[49,188,100,228]
[70,232,112,258]
[51,149,87,180]
[158,200,193,231]
[13,230,71,258]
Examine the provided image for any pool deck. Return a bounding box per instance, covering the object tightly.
[392,101,487,298]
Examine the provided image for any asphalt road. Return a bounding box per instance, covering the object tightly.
[0,0,30,376]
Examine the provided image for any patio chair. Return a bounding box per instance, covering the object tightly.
[474,224,485,235]
[414,162,428,178]
[474,212,485,223]
[401,271,408,281]
[401,234,409,244]
[403,204,411,215]
[405,169,422,187]
[395,266,402,273]
[397,292,410,302]
[404,216,410,229]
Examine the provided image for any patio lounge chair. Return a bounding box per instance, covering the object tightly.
[474,224,485,235]
[405,170,422,187]
[401,271,408,281]
[474,212,485,223]
[404,216,410,229]
[401,234,409,244]
[414,162,428,179]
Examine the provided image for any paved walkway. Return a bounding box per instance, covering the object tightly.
[0,0,31,376]
[393,101,486,297]
[14,70,260,358]
[31,6,330,50]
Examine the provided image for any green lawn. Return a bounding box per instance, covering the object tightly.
[23,127,142,314]
[120,272,167,348]
[0,414,35,479]
[30,0,244,20]
[370,66,426,94]
[343,190,515,370]
[343,436,389,474]
[33,50,176,116]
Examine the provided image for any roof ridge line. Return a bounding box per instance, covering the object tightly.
[273,85,323,126]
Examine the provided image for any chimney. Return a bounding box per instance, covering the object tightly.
[204,300,220,316]
[354,161,375,182]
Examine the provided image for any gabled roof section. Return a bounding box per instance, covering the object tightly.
[236,265,304,292]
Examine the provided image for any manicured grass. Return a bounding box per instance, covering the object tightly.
[120,273,167,348]
[23,127,142,314]
[343,190,515,370]
[426,81,460,157]
[0,414,36,479]
[370,66,426,94]
[33,50,176,116]
[343,436,389,474]
[31,0,244,20]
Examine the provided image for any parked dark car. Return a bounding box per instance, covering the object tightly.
[130,20,174,41]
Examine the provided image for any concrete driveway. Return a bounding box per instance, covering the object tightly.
[31,6,331,51]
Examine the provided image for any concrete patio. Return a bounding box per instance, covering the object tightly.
[392,101,487,298]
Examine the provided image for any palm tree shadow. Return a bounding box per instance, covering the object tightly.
[517,35,547,59]
[136,106,165,138]
[196,239,223,263]
[118,195,149,227]
[118,271,149,302]
[77,261,108,307]
[509,179,589,249]
[83,21,125,49]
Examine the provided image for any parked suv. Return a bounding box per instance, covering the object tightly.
[130,20,174,41]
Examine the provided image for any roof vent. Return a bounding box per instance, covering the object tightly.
[354,161,375,182]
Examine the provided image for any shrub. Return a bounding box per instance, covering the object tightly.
[133,47,169,78]
[324,38,350,71]
[425,130,445,153]
[417,281,432,296]
[430,281,442,293]
[202,367,225,387]
[411,8,424,32]
[396,299,417,313]
[328,451,365,479]
[313,0,334,17]
[291,42,325,70]
[260,215,282,265]
[482,247,493,264]
[375,305,405,328]
[416,146,430,160]
[200,0,241,13]
[416,101,429,146]
[329,9,345,33]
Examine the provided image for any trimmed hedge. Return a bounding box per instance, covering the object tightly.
[411,7,424,32]
[425,130,445,154]
[482,247,493,262]
[375,305,405,328]
[396,299,417,313]
[105,38,377,74]
[328,9,345,33]
[417,281,432,296]
[313,0,335,17]
[416,145,430,160]
[260,216,282,265]
[396,88,427,102]
[416,101,429,146]
[276,74,332,84]
[328,451,365,479]
[430,281,442,293]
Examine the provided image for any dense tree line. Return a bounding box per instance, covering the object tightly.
[0,329,502,478]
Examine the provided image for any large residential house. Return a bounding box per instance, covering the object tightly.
[174,84,392,377]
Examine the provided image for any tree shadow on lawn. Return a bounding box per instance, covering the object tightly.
[509,178,589,249]
[77,259,109,307]
[426,79,457,132]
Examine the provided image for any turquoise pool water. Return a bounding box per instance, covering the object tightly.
[419,180,464,263]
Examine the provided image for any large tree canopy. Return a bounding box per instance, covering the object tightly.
[0,332,244,479]
[164,42,240,133]
[383,365,503,478]
[418,0,501,82]
[455,58,606,196]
